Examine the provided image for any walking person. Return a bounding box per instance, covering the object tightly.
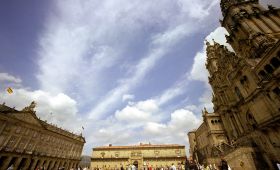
[171,163,176,170]
[220,159,228,170]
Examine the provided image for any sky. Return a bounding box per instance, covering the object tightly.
[0,0,279,156]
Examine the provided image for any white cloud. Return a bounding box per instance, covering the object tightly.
[205,27,232,51]
[136,99,158,113]
[87,23,195,119]
[143,109,201,141]
[115,106,151,122]
[35,0,219,120]
[33,0,222,154]
[0,73,22,84]
[0,88,84,133]
[122,94,135,102]
[115,99,158,122]
[178,0,219,19]
[189,50,209,83]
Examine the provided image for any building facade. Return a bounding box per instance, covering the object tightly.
[188,0,280,169]
[187,111,228,166]
[91,144,186,170]
[0,102,85,170]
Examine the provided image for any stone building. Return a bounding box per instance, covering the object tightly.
[188,0,280,169]
[0,102,85,170]
[187,111,228,166]
[91,143,186,170]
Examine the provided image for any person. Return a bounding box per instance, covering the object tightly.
[7,165,14,170]
[148,164,152,170]
[177,163,182,170]
[276,163,280,170]
[121,165,124,170]
[220,159,228,170]
[185,159,190,170]
[131,164,136,170]
[171,163,176,170]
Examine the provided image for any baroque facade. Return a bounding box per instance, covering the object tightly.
[188,0,280,169]
[0,102,85,170]
[188,111,228,166]
[91,143,186,170]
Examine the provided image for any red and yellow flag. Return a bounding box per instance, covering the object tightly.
[6,87,13,94]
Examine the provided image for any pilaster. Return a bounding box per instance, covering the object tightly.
[0,156,13,170]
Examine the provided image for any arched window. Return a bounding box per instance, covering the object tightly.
[258,70,267,79]
[272,87,280,97]
[270,57,280,69]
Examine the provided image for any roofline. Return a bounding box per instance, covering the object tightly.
[92,144,185,150]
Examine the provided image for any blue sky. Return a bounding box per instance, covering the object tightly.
[0,0,279,155]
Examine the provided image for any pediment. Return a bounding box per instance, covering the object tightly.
[10,112,43,127]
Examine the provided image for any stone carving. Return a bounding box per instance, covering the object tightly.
[21,101,36,113]
[247,29,276,58]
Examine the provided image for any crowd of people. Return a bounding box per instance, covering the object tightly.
[91,159,230,170]
[6,159,230,170]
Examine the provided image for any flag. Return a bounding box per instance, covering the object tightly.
[6,87,13,94]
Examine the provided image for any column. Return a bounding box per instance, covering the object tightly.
[13,157,23,169]
[0,156,13,170]
[65,161,70,169]
[54,161,61,170]
[44,159,50,169]
[61,161,66,168]
[22,158,31,170]
[47,160,55,170]
[38,159,46,168]
[30,159,39,170]
[69,162,74,169]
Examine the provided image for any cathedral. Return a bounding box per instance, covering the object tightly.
[188,0,280,169]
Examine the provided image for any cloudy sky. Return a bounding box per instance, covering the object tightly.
[0,0,279,156]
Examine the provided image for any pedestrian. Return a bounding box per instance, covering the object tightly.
[220,159,228,170]
[7,165,14,170]
[131,164,136,170]
[171,163,176,170]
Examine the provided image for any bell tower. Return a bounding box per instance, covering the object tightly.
[220,0,280,59]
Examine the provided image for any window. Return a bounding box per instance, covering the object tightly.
[115,152,119,158]
[264,64,274,74]
[270,57,280,69]
[101,152,105,158]
[272,87,280,97]
[240,76,248,85]
[258,70,266,79]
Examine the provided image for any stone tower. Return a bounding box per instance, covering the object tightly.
[203,0,280,169]
[220,0,280,58]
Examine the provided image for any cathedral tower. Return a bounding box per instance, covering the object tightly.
[220,0,280,58]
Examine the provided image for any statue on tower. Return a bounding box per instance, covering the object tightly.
[22,101,37,113]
